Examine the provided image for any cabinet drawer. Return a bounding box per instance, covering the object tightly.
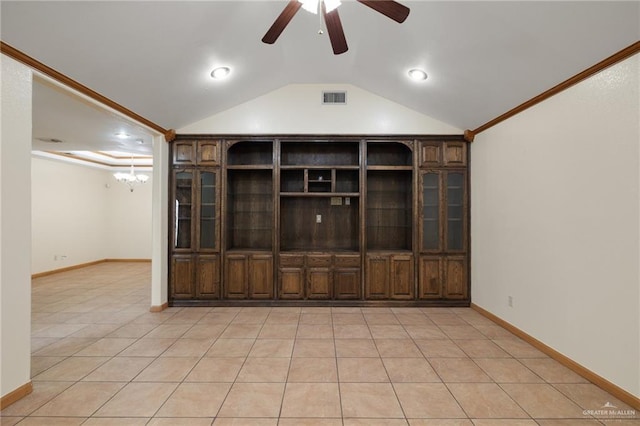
[334,255,360,267]
[307,255,332,267]
[280,254,305,266]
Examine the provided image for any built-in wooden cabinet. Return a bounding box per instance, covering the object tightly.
[419,140,467,168]
[173,139,220,166]
[418,147,468,300]
[169,153,220,300]
[365,254,414,300]
[418,255,467,299]
[169,136,469,306]
[278,253,361,300]
[224,253,273,299]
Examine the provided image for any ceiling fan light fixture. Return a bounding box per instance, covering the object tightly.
[324,0,341,13]
[299,0,340,14]
[210,66,231,79]
[408,68,428,81]
[300,0,318,14]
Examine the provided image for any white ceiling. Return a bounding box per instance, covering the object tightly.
[1,1,638,155]
[32,77,156,155]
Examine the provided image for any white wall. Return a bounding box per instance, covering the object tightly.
[471,54,640,397]
[31,157,109,272]
[31,156,152,274]
[105,166,153,259]
[179,84,462,134]
[151,136,169,308]
[1,56,32,399]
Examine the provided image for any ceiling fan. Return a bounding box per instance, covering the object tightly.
[262,0,410,55]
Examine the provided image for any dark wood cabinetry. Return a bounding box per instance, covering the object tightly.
[418,141,468,300]
[169,145,220,300]
[225,253,273,299]
[278,253,361,300]
[418,255,467,299]
[173,140,220,166]
[169,136,469,306]
[365,254,414,300]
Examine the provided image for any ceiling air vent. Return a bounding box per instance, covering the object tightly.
[36,137,64,143]
[322,91,347,105]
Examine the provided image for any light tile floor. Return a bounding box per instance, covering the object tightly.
[1,262,638,425]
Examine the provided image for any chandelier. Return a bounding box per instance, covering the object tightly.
[113,156,149,192]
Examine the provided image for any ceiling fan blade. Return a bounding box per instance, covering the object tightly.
[323,3,348,55]
[262,0,302,44]
[356,0,410,23]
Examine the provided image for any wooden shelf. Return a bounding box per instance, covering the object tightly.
[226,165,273,170]
[280,165,359,170]
[366,165,413,171]
[280,192,360,197]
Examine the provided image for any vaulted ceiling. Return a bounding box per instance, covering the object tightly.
[1,1,638,155]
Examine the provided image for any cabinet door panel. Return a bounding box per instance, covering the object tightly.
[225,255,248,299]
[173,141,196,165]
[250,255,273,299]
[197,140,220,165]
[334,268,361,299]
[198,170,218,251]
[171,256,194,299]
[420,172,442,253]
[197,255,219,299]
[419,256,442,299]
[173,170,195,250]
[445,257,467,299]
[445,172,466,252]
[419,142,442,167]
[308,268,332,299]
[280,268,304,299]
[444,142,467,167]
[390,255,414,300]
[366,256,389,299]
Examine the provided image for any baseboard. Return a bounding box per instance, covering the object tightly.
[471,303,640,410]
[31,260,105,278]
[32,258,151,278]
[0,381,32,409]
[150,302,169,312]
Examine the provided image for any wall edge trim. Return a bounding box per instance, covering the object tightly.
[32,259,151,279]
[150,302,169,312]
[0,41,167,135]
[471,303,640,410]
[472,41,640,136]
[0,381,33,409]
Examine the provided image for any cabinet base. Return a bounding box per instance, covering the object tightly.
[169,299,471,308]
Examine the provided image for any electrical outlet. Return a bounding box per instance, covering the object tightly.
[316,214,322,223]
[508,296,513,307]
[345,197,350,205]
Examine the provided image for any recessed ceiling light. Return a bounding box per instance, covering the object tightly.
[408,68,428,81]
[211,67,231,79]
[115,132,129,139]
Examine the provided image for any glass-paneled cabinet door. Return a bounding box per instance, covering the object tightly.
[174,170,194,250]
[420,172,441,252]
[445,172,466,252]
[198,170,218,251]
